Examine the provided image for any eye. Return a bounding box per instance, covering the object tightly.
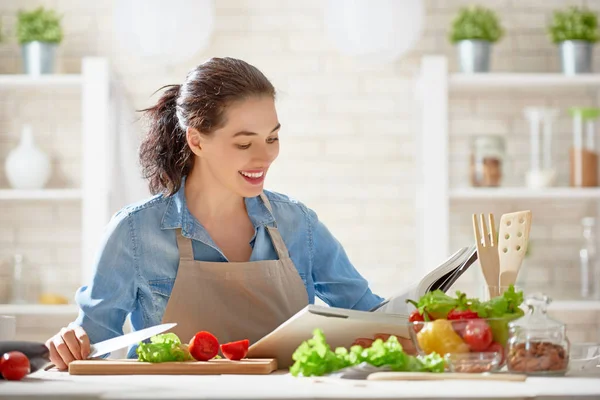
[267,137,279,144]
[236,143,251,150]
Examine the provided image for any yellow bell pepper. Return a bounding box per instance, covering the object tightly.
[416,319,470,355]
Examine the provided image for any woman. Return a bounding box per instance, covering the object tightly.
[46,57,408,370]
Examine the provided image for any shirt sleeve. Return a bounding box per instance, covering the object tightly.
[69,210,138,345]
[306,206,385,311]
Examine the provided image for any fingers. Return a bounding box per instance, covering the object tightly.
[61,328,82,361]
[45,326,90,371]
[75,326,90,359]
[46,338,67,371]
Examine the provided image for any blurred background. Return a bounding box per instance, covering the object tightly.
[0,0,599,344]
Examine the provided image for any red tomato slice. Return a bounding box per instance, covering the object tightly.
[189,331,219,361]
[373,333,392,342]
[485,342,505,365]
[462,319,493,351]
[220,339,249,361]
[1,351,30,381]
[351,338,374,348]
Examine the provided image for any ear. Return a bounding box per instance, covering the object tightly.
[186,127,203,156]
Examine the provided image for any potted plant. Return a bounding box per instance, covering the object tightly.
[548,6,598,75]
[449,5,504,73]
[16,7,63,75]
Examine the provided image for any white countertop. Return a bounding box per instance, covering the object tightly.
[1,370,600,400]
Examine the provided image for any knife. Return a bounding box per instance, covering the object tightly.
[88,322,177,358]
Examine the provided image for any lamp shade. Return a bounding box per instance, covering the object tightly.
[325,0,425,64]
[113,0,215,66]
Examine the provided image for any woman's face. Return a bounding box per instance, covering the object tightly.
[190,95,280,198]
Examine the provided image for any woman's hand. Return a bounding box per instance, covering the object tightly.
[45,326,90,371]
[351,333,417,356]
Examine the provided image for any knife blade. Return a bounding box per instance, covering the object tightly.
[88,322,177,358]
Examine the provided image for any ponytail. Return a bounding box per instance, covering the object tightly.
[139,84,192,196]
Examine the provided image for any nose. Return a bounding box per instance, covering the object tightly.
[253,142,278,164]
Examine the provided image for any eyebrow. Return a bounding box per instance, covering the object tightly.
[232,123,281,138]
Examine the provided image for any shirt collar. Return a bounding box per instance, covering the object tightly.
[160,177,276,241]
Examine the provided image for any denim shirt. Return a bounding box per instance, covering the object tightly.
[71,181,384,358]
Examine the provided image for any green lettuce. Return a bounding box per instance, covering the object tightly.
[290,329,444,377]
[136,333,193,363]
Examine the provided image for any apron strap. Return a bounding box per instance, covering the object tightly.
[259,192,274,215]
[176,229,195,261]
[259,193,290,259]
[266,226,290,259]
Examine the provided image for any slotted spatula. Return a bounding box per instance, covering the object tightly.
[498,211,532,293]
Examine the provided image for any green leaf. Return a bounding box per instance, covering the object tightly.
[449,5,504,44]
[547,6,599,44]
[412,290,458,319]
[16,7,63,44]
[136,333,193,363]
[289,329,445,377]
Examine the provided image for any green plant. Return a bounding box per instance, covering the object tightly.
[548,6,599,44]
[16,7,63,45]
[449,5,504,44]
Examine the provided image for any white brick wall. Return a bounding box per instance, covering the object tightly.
[1,0,599,342]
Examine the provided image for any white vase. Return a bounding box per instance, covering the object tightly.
[5,125,51,189]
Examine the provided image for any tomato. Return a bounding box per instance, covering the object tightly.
[462,319,493,351]
[0,351,30,381]
[447,309,480,337]
[189,331,219,361]
[485,341,505,364]
[373,333,391,341]
[220,339,249,361]
[409,310,426,333]
[351,338,374,348]
[447,309,479,321]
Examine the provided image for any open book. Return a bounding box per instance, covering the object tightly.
[370,244,478,314]
[247,245,478,367]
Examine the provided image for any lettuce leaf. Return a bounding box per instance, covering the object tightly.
[290,329,445,377]
[136,333,193,363]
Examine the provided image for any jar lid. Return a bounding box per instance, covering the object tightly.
[509,293,564,331]
[472,135,505,158]
[569,107,600,121]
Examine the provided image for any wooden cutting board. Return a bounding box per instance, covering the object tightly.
[367,372,527,381]
[68,358,277,375]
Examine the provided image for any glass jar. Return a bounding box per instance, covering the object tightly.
[470,135,505,187]
[569,107,600,187]
[506,293,570,376]
[579,217,600,299]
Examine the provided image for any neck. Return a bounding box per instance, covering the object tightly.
[184,166,246,224]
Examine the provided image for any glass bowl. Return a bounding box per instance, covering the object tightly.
[445,352,502,373]
[569,343,600,373]
[408,317,519,367]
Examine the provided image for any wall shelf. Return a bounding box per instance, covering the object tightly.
[450,187,600,201]
[0,74,82,87]
[549,301,600,311]
[0,189,82,201]
[450,73,600,90]
[0,304,79,315]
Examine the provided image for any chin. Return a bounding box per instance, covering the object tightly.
[240,186,264,198]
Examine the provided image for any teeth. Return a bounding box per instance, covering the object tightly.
[240,171,264,178]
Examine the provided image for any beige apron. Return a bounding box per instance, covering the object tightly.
[161,193,309,346]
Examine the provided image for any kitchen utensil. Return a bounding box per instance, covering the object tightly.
[367,372,527,381]
[498,211,531,292]
[569,342,600,374]
[473,213,501,298]
[89,323,177,358]
[68,358,277,375]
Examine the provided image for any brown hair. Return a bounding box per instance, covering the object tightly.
[139,57,276,196]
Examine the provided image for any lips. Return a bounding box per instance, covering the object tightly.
[239,169,266,186]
